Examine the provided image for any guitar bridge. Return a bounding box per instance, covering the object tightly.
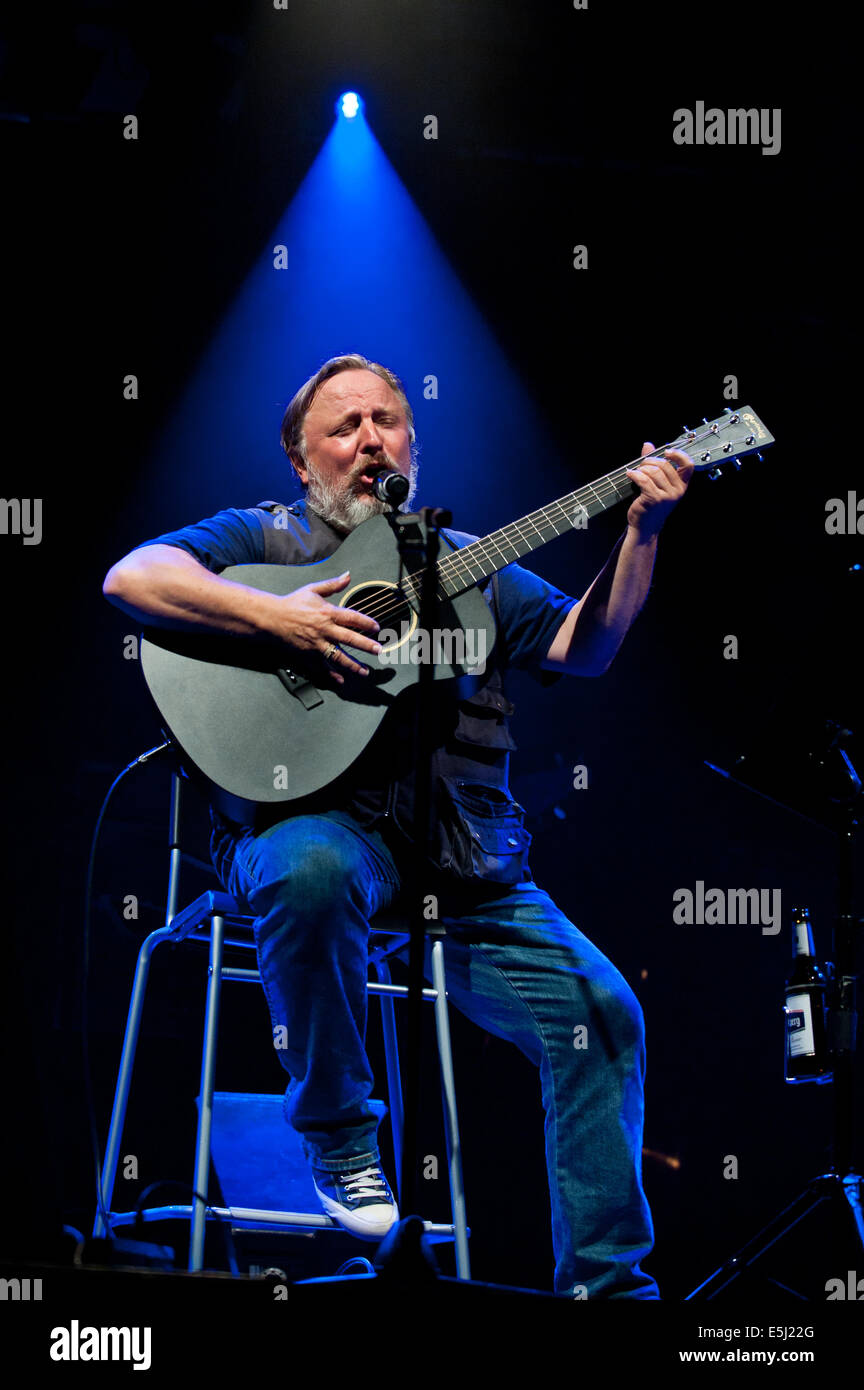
[277,666,324,710]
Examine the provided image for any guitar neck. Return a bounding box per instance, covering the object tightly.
[410,404,773,600]
[435,463,638,599]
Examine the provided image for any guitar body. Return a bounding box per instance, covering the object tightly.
[140,512,496,812]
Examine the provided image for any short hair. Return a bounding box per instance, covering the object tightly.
[280,354,417,478]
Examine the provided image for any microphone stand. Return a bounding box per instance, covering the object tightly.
[384,501,451,1226]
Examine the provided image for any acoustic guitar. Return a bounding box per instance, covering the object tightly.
[140,406,774,812]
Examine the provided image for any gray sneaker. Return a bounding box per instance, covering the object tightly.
[312,1163,400,1241]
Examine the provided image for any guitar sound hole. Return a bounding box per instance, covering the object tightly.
[342,582,417,651]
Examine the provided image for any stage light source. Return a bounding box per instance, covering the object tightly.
[338,91,362,119]
[145,81,547,537]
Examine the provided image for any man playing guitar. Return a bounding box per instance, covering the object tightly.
[104,353,693,1299]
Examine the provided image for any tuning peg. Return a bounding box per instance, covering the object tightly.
[756,452,763,462]
[732,458,742,469]
[708,467,723,480]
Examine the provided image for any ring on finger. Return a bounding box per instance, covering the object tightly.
[324,641,339,662]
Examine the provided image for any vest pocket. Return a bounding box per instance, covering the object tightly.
[453,685,518,751]
[436,776,532,884]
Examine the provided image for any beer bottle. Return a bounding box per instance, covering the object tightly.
[784,906,832,1084]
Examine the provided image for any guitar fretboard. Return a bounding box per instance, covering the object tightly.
[401,464,639,603]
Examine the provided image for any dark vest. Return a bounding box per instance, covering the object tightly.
[213,496,533,886]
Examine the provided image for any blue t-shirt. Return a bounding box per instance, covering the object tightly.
[135,503,578,676]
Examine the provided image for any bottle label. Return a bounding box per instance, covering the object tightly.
[793,920,813,957]
[786,992,816,1057]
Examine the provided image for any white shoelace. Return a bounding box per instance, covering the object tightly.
[340,1166,389,1202]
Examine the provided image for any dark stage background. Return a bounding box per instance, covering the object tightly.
[2,0,860,1311]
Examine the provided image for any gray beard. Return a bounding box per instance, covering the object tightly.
[305,458,418,534]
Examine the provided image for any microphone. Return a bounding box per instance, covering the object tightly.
[372,471,410,506]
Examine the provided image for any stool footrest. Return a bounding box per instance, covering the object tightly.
[103,1204,466,1245]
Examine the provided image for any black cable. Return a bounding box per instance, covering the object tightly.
[82,742,172,1237]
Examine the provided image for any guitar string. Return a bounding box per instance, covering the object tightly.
[335,423,750,632]
[431,422,749,590]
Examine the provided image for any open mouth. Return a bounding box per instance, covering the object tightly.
[357,464,391,487]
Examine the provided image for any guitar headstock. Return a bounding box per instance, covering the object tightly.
[665,406,774,479]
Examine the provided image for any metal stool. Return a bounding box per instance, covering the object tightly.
[93,772,470,1277]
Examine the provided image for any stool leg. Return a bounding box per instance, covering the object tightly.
[93,927,174,1238]
[189,913,225,1272]
[375,958,404,1205]
[430,937,471,1280]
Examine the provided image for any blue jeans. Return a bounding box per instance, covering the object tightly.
[210,808,659,1299]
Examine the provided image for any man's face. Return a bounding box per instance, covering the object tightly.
[295,368,416,532]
